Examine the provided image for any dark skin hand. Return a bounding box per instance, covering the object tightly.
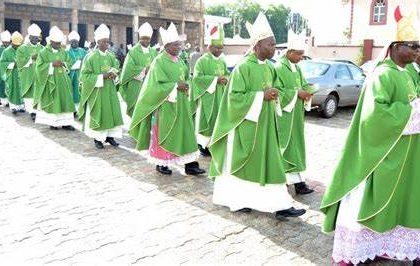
[177,81,189,92]
[263,88,279,101]
[103,72,116,80]
[298,90,312,101]
[217,76,228,85]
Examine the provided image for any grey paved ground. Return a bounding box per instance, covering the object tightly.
[0,106,359,265]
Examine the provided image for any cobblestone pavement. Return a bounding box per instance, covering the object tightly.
[0,105,398,265]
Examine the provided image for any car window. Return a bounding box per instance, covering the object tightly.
[348,65,365,81]
[299,61,330,78]
[335,65,352,80]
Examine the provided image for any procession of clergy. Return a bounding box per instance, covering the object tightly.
[1,6,420,264]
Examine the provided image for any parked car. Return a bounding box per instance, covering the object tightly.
[299,60,366,118]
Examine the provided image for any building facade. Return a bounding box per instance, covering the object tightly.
[308,0,419,64]
[349,0,418,46]
[0,0,204,47]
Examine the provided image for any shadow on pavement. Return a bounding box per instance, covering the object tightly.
[6,108,333,265]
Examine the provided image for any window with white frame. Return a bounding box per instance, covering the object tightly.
[372,0,387,24]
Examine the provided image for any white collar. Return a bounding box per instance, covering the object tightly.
[52,48,59,53]
[141,45,150,53]
[396,65,405,71]
[413,62,420,72]
[257,59,266,65]
[288,59,297,72]
[98,50,107,56]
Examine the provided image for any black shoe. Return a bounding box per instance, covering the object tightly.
[18,109,25,113]
[105,137,119,147]
[11,109,17,115]
[94,139,104,149]
[5,103,9,108]
[198,145,211,157]
[62,125,75,131]
[185,161,206,175]
[50,126,59,130]
[156,165,172,175]
[73,112,78,119]
[275,207,306,219]
[236,208,252,213]
[294,182,314,195]
[30,113,36,121]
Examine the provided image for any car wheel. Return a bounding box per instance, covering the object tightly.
[321,94,338,118]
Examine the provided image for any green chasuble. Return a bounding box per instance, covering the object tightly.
[33,44,75,114]
[67,47,87,104]
[78,50,123,131]
[321,59,420,233]
[275,56,316,173]
[16,43,43,98]
[119,43,157,117]
[0,46,23,105]
[0,45,7,99]
[129,51,198,156]
[406,63,420,94]
[192,52,229,139]
[208,53,287,185]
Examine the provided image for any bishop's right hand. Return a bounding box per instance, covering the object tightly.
[264,88,279,101]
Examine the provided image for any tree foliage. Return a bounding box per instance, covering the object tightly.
[206,0,293,43]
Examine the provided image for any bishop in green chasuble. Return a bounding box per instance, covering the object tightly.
[320,10,420,262]
[129,23,205,176]
[78,24,124,149]
[209,13,305,219]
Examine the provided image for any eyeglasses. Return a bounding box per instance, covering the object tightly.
[401,43,420,50]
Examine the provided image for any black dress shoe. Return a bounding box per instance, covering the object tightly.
[185,162,206,175]
[275,207,306,219]
[295,182,314,195]
[18,109,25,113]
[30,113,36,121]
[236,208,252,213]
[5,103,9,107]
[94,139,104,149]
[50,126,59,130]
[73,112,78,118]
[156,165,172,175]
[11,109,17,115]
[105,137,119,147]
[62,125,75,131]
[198,145,211,157]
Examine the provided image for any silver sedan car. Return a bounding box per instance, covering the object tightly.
[299,60,366,118]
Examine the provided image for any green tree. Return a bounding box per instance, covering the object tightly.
[205,0,293,43]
